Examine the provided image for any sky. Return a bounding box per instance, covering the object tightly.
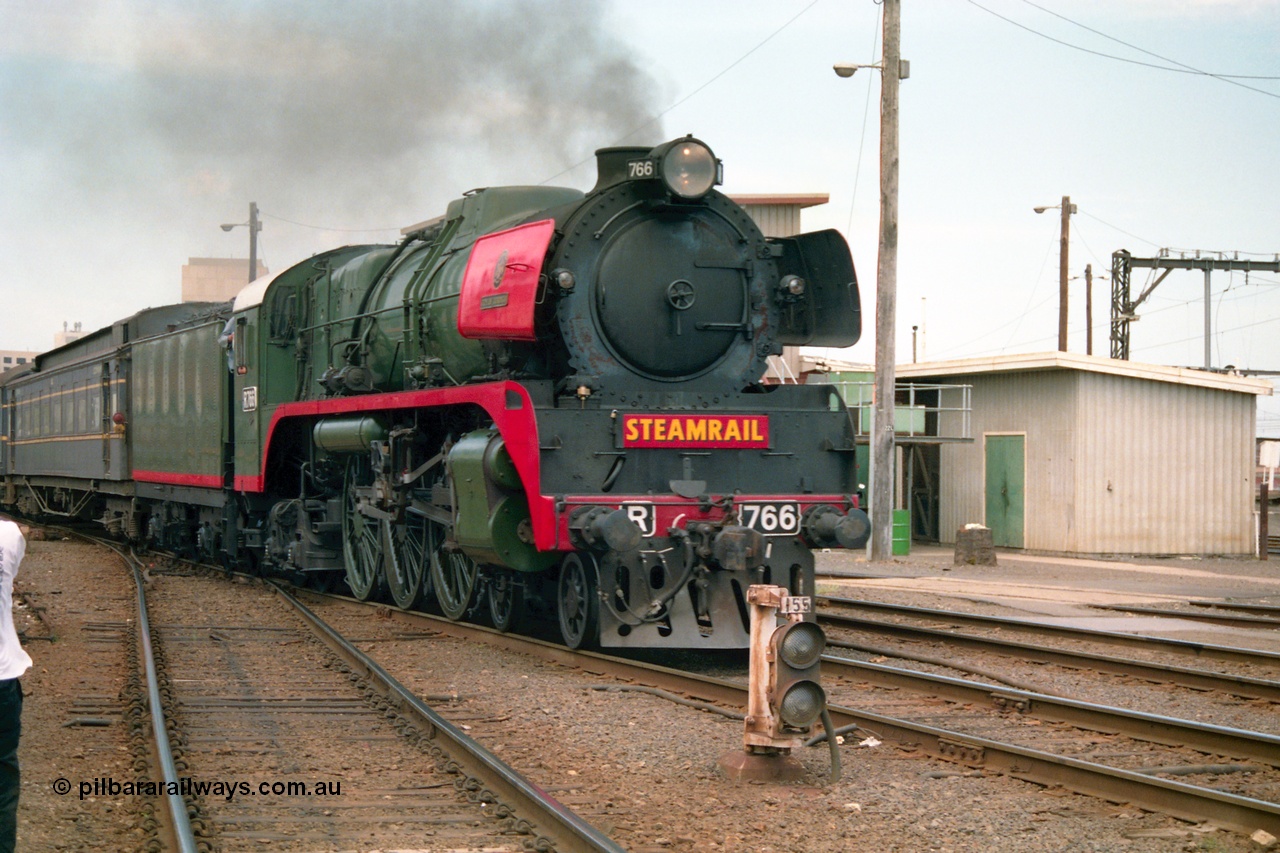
[1,0,1278,433]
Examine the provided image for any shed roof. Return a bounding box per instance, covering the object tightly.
[728,193,829,208]
[896,351,1272,397]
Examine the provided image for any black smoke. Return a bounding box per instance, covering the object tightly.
[2,0,663,247]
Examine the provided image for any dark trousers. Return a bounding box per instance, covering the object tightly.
[0,678,20,853]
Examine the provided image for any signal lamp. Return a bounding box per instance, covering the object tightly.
[769,620,827,734]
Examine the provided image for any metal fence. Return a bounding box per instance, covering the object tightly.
[823,380,973,441]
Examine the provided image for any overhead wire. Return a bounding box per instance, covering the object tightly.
[935,255,1279,360]
[1077,211,1161,251]
[1214,270,1235,368]
[845,3,883,238]
[1017,0,1280,82]
[1141,312,1278,350]
[999,233,1060,354]
[957,307,1280,363]
[1062,213,1279,363]
[965,0,1280,101]
[248,1,1279,373]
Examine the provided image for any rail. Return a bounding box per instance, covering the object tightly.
[818,609,1280,703]
[126,551,200,853]
[818,651,1280,765]
[70,530,624,852]
[816,594,1280,667]
[271,582,627,853]
[296,588,1280,838]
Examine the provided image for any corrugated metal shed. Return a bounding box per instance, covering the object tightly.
[729,194,828,239]
[897,352,1273,556]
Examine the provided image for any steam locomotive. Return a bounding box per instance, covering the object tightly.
[0,136,868,649]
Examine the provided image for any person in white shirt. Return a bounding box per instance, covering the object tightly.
[0,521,31,853]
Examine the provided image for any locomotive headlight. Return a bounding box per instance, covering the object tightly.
[650,136,721,199]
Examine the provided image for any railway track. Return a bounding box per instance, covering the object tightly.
[103,539,625,852]
[282,584,1280,839]
[817,604,1280,702]
[47,532,1280,845]
[1086,602,1280,629]
[817,652,1280,763]
[816,594,1280,669]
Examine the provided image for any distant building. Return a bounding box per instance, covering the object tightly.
[53,321,86,348]
[731,194,830,239]
[181,258,268,304]
[0,350,36,373]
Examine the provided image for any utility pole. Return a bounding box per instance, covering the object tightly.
[221,202,264,283]
[1084,264,1093,356]
[1034,197,1075,351]
[1202,267,1212,369]
[248,202,261,283]
[870,0,901,561]
[834,2,905,560]
[1057,196,1071,351]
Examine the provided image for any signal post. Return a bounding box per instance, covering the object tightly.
[719,584,827,782]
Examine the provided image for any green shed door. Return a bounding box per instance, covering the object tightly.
[984,434,1025,548]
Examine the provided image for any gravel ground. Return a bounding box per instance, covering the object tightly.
[313,593,1266,853]
[10,530,1280,852]
[11,531,142,851]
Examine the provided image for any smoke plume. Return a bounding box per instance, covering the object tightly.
[0,1,663,342]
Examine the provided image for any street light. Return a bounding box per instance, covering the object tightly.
[1034,196,1076,351]
[221,202,263,284]
[833,0,905,563]
[833,61,910,79]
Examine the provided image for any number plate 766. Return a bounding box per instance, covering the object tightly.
[739,502,801,535]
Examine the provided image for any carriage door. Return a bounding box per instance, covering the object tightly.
[102,360,126,479]
[984,433,1025,548]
